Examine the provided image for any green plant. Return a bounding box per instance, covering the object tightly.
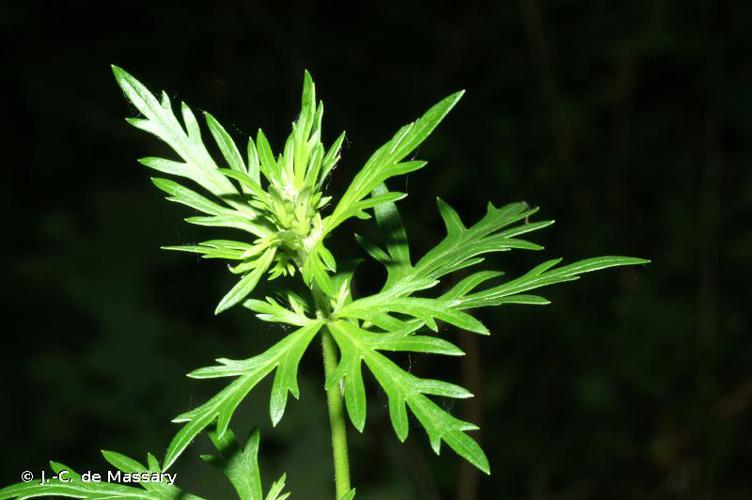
[1,67,647,499]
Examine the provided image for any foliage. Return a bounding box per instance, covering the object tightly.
[0,66,647,498]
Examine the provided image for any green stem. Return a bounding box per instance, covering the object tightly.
[310,282,352,498]
[321,327,352,498]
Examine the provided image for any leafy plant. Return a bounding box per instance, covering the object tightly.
[1,66,647,499]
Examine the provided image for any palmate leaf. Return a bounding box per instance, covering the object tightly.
[164,321,322,469]
[0,452,196,500]
[201,428,290,500]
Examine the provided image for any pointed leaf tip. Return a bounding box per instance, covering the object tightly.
[447,89,466,106]
[111,64,133,85]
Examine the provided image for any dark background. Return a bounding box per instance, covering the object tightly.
[3,1,751,498]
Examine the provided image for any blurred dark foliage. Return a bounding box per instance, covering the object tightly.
[2,1,751,498]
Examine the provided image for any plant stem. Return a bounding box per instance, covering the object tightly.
[310,280,352,498]
[321,327,352,498]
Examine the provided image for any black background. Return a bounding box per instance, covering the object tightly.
[3,1,751,498]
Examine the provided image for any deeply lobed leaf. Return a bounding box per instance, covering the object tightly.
[164,322,322,469]
[323,92,464,234]
[327,320,489,474]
